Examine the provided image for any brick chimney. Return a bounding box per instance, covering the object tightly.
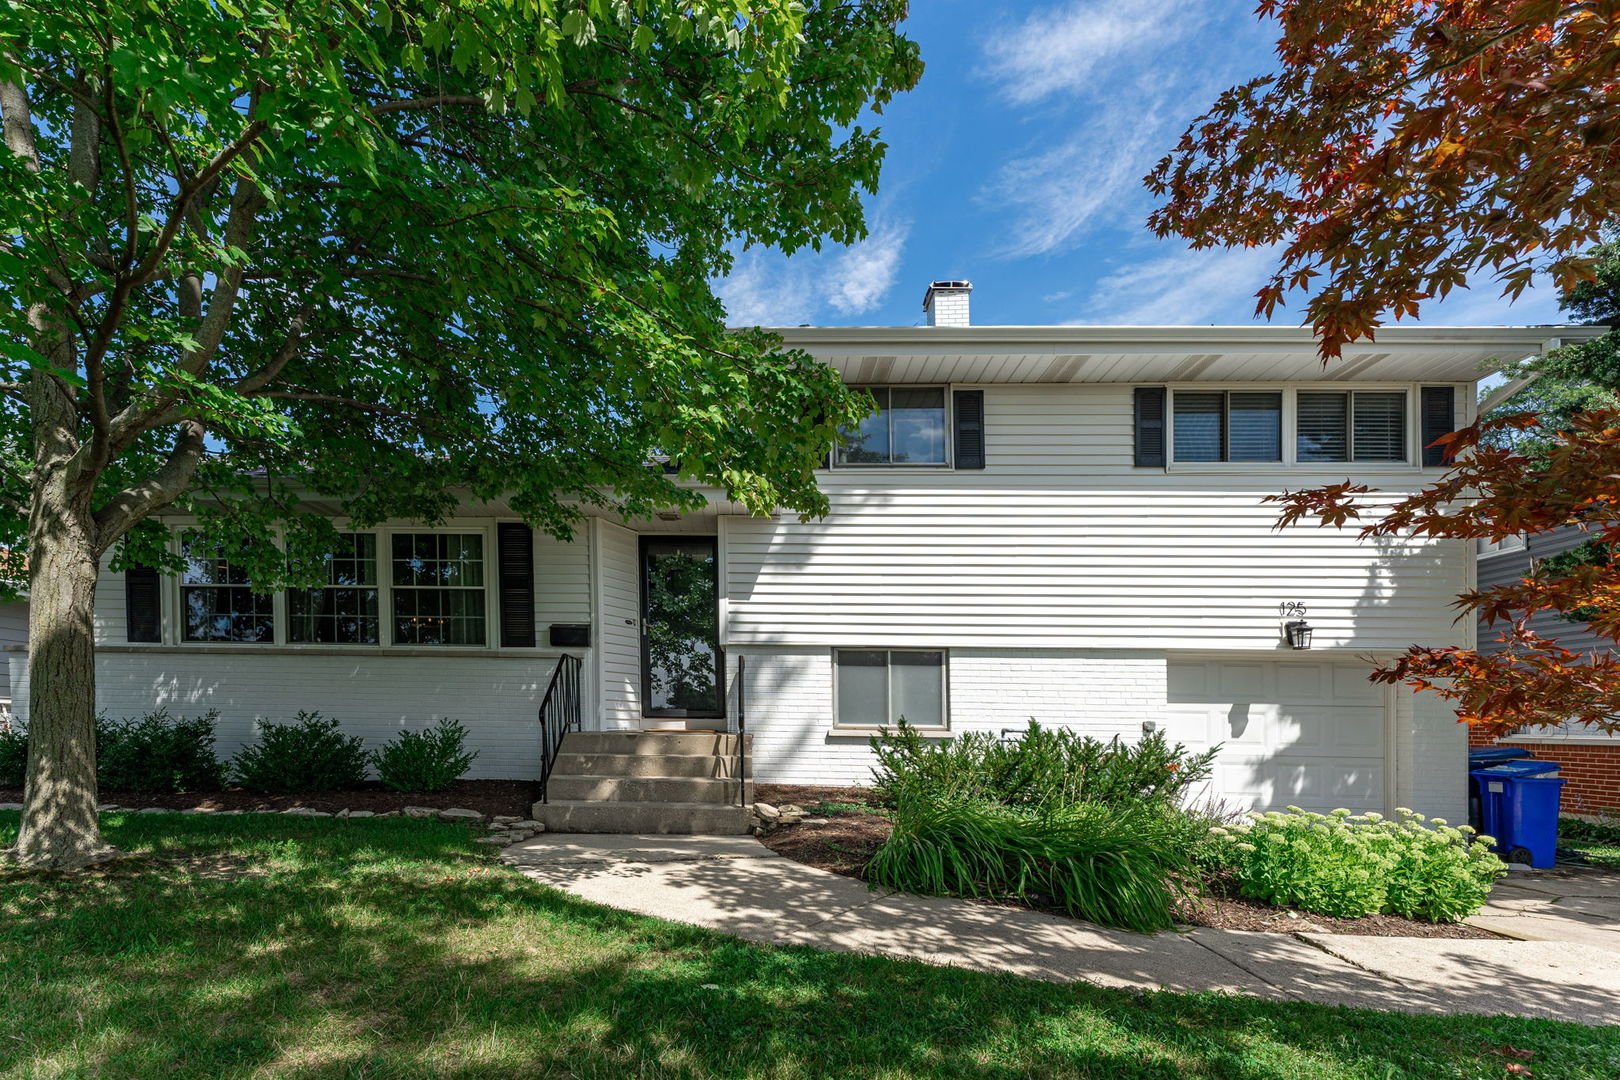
[922,280,972,327]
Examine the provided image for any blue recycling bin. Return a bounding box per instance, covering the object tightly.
[1470,759,1566,868]
[1467,746,1535,831]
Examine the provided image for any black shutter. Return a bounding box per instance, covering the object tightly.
[952,389,986,469]
[1421,386,1457,467]
[1134,386,1167,467]
[496,523,536,648]
[125,565,162,643]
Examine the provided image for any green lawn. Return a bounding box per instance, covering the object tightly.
[1,814,1617,1080]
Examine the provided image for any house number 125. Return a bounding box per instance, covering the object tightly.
[1279,602,1308,618]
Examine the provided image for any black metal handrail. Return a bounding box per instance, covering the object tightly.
[537,653,583,805]
[735,654,748,807]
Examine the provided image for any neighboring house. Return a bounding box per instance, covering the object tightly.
[1472,528,1620,816]
[4,281,1600,826]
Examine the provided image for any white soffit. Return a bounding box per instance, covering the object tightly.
[766,325,1608,384]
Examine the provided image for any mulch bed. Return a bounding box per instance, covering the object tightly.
[0,779,537,819]
[1178,874,1497,939]
[753,784,1497,940]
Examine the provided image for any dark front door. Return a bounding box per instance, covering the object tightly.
[640,536,723,720]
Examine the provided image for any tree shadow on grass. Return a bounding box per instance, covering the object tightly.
[0,813,1613,1080]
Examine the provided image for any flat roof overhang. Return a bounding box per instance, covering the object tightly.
[761,324,1609,384]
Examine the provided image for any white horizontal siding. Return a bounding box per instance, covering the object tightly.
[595,519,641,726]
[13,651,555,780]
[726,383,1468,651]
[0,601,25,700]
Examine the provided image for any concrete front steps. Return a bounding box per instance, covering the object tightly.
[533,731,753,835]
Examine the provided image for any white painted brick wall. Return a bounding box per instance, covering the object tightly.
[13,651,555,780]
[733,647,1167,787]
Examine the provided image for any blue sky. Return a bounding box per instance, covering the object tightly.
[717,0,1571,330]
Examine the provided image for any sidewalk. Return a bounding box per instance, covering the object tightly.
[502,834,1620,1025]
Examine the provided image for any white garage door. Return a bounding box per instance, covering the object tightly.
[1165,658,1387,814]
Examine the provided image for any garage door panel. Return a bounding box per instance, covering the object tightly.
[1275,662,1332,703]
[1216,663,1269,702]
[1332,664,1385,704]
[1166,659,1387,814]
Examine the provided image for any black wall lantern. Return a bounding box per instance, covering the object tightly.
[1284,620,1314,650]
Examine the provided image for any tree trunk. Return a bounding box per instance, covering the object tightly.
[9,483,111,869]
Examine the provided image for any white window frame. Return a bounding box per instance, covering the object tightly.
[175,536,277,645]
[164,520,506,650]
[830,647,950,732]
[830,385,954,470]
[1165,383,1433,471]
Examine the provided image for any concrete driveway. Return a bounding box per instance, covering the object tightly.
[501,834,1620,1025]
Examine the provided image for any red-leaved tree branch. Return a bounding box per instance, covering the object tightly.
[1267,412,1620,734]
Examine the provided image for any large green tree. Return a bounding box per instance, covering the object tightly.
[0,0,920,868]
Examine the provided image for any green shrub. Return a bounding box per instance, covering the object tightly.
[866,796,1195,933]
[373,718,477,792]
[0,718,25,787]
[96,709,226,793]
[230,711,369,793]
[869,720,1218,813]
[1210,807,1506,922]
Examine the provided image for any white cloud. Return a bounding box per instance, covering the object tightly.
[1078,244,1283,324]
[981,0,1201,106]
[827,221,909,316]
[985,112,1163,258]
[715,220,910,327]
[715,251,815,328]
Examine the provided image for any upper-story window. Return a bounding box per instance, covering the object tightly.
[1297,390,1407,463]
[1172,390,1282,462]
[390,532,488,646]
[288,532,380,645]
[836,387,948,466]
[180,539,274,643]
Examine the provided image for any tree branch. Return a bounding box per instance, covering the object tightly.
[371,95,487,114]
[91,420,206,551]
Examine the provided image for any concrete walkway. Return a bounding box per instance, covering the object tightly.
[502,835,1620,1025]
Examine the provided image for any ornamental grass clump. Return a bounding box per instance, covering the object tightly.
[1210,807,1506,922]
[866,796,1195,933]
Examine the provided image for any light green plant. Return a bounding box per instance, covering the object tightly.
[869,720,1219,813]
[1208,807,1506,922]
[865,796,1196,933]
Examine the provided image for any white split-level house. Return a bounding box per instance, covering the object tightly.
[4,281,1603,827]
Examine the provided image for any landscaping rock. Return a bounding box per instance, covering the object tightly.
[491,815,522,824]
[401,806,439,818]
[510,819,543,829]
[0,802,23,811]
[96,803,122,812]
[138,807,170,813]
[283,808,332,817]
[438,807,484,821]
[753,802,781,821]
[344,810,376,819]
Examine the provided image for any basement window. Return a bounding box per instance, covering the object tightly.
[834,649,947,729]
